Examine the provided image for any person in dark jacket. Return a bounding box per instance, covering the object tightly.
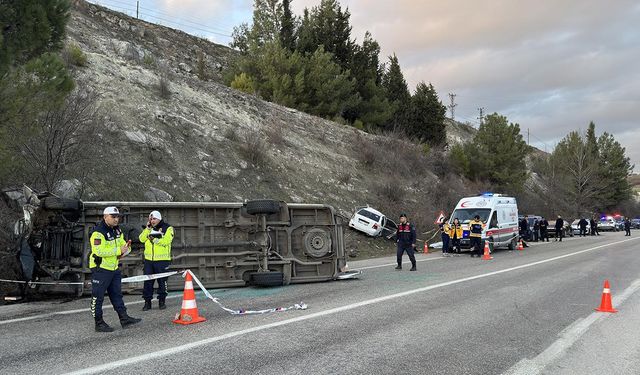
[395,213,417,271]
[533,219,540,242]
[519,216,529,241]
[468,215,485,257]
[440,217,451,257]
[578,218,588,237]
[624,218,632,236]
[554,215,564,242]
[590,216,600,236]
[539,217,549,242]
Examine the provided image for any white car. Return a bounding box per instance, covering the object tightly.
[598,218,617,231]
[348,207,397,238]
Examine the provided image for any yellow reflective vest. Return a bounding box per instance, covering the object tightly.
[449,224,463,239]
[138,221,174,261]
[89,221,126,271]
[469,219,485,238]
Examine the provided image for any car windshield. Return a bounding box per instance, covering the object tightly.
[451,208,491,224]
[357,209,381,222]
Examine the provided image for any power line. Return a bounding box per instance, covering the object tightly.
[88,0,232,37]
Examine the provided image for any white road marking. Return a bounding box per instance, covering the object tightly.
[503,277,640,375]
[65,237,640,375]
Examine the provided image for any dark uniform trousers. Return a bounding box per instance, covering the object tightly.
[143,260,170,300]
[91,268,126,320]
[397,242,416,267]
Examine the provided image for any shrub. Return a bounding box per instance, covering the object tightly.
[230,73,255,94]
[224,127,239,141]
[238,131,268,166]
[64,44,87,67]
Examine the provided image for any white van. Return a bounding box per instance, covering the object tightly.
[449,193,519,251]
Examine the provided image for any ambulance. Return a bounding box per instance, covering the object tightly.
[449,193,519,251]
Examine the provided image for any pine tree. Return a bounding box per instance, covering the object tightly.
[382,54,411,131]
[280,0,296,52]
[465,113,528,192]
[406,82,446,145]
[597,132,633,209]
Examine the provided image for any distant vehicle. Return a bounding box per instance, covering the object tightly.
[612,216,625,231]
[449,193,519,251]
[548,219,574,238]
[348,206,397,238]
[571,219,591,235]
[598,218,617,231]
[632,218,640,229]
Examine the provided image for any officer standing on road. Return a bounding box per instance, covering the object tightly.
[590,216,600,236]
[395,213,417,271]
[469,215,485,257]
[554,215,564,242]
[90,207,142,332]
[519,216,529,241]
[440,216,451,257]
[539,217,549,242]
[533,218,540,242]
[624,218,632,236]
[579,217,588,237]
[139,210,174,311]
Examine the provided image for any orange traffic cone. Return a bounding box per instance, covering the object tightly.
[481,241,493,260]
[173,272,207,325]
[517,239,524,251]
[423,242,429,254]
[595,280,618,313]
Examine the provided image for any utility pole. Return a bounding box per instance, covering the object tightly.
[527,128,530,145]
[448,93,457,121]
[136,1,139,19]
[477,107,485,126]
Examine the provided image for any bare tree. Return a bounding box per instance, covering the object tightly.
[16,89,100,191]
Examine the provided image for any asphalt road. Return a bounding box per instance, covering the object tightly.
[1,232,639,375]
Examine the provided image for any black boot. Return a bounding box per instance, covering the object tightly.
[394,265,402,270]
[158,298,166,310]
[409,265,417,271]
[118,312,142,329]
[142,300,152,311]
[95,318,114,333]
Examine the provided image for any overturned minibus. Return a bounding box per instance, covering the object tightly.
[12,187,357,296]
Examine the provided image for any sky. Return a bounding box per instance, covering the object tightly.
[90,0,640,171]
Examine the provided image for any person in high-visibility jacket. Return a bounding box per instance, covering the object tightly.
[440,217,451,256]
[468,215,485,257]
[139,210,174,311]
[449,217,463,255]
[90,206,141,332]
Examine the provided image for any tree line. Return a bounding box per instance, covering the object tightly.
[226,0,447,146]
[449,116,634,216]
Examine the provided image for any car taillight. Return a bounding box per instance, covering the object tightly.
[487,231,493,236]
[373,223,379,229]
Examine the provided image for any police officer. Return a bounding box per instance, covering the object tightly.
[539,217,549,242]
[624,218,632,236]
[90,207,142,332]
[139,210,174,311]
[579,217,588,237]
[440,216,451,257]
[554,215,564,242]
[533,219,540,242]
[395,213,417,271]
[469,215,485,257]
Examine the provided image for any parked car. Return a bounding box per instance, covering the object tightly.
[571,219,591,235]
[598,218,617,231]
[632,218,640,229]
[613,217,625,231]
[348,206,397,238]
